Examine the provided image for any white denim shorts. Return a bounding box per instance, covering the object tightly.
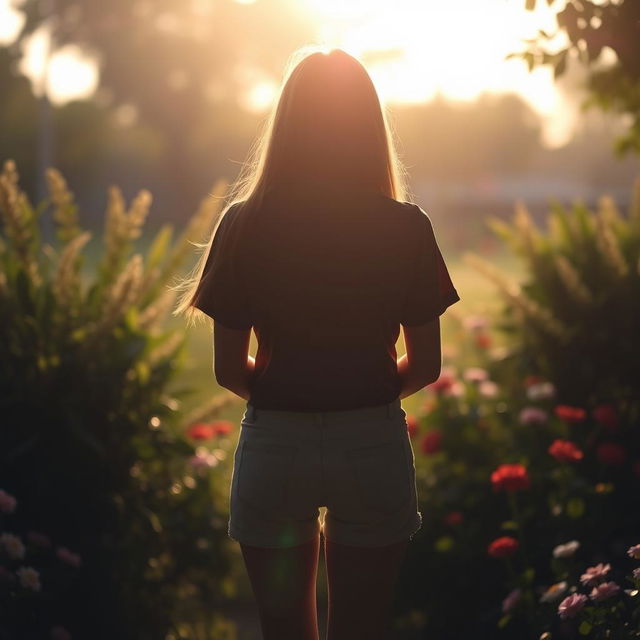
[228,397,422,548]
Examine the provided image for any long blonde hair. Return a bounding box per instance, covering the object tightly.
[173,45,409,325]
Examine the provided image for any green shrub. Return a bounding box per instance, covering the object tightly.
[0,160,238,640]
[393,181,640,639]
[465,182,640,409]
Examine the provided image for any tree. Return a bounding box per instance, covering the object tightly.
[513,0,640,155]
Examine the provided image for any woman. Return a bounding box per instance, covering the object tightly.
[175,46,460,640]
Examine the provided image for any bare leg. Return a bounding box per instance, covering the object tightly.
[324,536,409,640]
[240,533,321,640]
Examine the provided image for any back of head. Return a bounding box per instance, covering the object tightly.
[259,48,406,202]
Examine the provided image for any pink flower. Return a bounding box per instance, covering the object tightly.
[580,562,611,587]
[188,451,218,469]
[590,581,620,602]
[627,544,640,560]
[56,546,82,568]
[478,380,499,398]
[633,568,640,580]
[443,380,465,397]
[463,367,489,383]
[0,532,25,559]
[518,407,548,426]
[502,588,522,613]
[0,489,17,514]
[16,566,41,591]
[463,315,488,332]
[558,593,587,619]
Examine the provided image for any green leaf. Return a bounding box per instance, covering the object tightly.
[579,620,592,635]
[567,497,585,518]
[498,614,511,628]
[146,224,174,270]
[435,536,454,552]
[501,520,519,531]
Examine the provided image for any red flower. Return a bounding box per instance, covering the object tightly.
[596,442,627,466]
[488,536,519,558]
[428,375,455,394]
[420,430,443,455]
[592,405,619,431]
[406,415,419,439]
[554,405,587,424]
[212,420,233,436]
[444,511,464,526]
[548,439,583,463]
[475,332,492,349]
[186,423,217,440]
[491,464,530,492]
[523,375,544,388]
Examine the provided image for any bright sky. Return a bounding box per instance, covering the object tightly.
[0,0,586,146]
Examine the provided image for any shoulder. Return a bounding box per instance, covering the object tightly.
[379,196,433,233]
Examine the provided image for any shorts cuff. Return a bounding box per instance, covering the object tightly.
[228,520,321,549]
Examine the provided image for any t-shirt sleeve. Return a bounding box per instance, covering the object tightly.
[400,205,461,327]
[192,205,253,330]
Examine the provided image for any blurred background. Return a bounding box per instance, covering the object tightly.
[1,1,639,639]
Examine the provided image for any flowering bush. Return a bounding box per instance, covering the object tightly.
[394,182,640,639]
[0,489,80,639]
[0,161,238,639]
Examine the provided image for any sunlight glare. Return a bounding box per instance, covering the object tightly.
[242,80,279,113]
[19,27,99,105]
[0,0,24,45]
[303,0,574,146]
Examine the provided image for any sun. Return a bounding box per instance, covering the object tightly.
[297,0,574,146]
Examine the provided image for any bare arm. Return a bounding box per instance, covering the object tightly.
[397,316,442,399]
[213,320,255,400]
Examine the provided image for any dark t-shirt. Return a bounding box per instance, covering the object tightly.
[193,182,461,411]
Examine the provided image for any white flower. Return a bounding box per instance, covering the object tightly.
[1,532,26,559]
[518,407,548,426]
[16,566,41,591]
[553,540,580,558]
[526,382,555,401]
